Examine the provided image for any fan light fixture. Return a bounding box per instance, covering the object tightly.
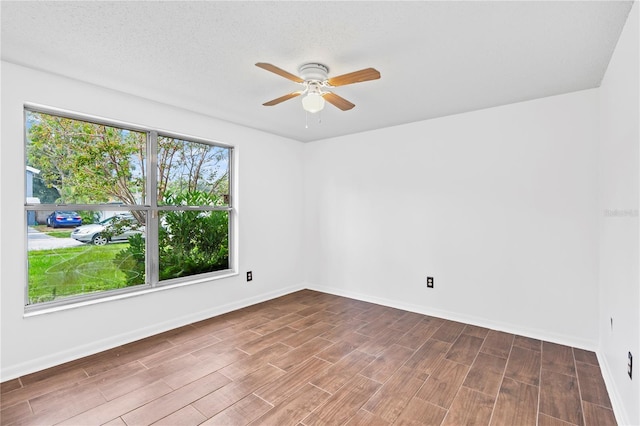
[302,84,325,113]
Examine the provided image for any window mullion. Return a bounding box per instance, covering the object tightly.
[147,131,159,288]
[228,147,235,272]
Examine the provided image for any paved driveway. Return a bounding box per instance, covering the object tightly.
[28,227,84,250]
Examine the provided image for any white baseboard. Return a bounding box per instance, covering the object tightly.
[305,283,599,351]
[597,351,631,426]
[1,283,306,381]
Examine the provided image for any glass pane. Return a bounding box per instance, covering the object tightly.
[25,111,146,205]
[157,136,229,206]
[159,210,229,281]
[27,210,147,304]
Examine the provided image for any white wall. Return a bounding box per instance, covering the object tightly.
[304,89,600,349]
[598,2,640,425]
[0,62,306,379]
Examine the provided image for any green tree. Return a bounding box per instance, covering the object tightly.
[26,112,146,207]
[158,136,229,204]
[32,174,60,204]
[27,113,230,216]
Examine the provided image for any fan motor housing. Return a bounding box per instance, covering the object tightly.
[299,63,329,82]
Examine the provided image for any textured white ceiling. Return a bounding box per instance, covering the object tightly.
[1,1,634,142]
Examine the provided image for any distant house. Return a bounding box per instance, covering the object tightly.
[26,166,40,225]
[26,165,40,199]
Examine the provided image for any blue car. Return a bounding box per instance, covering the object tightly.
[47,211,82,228]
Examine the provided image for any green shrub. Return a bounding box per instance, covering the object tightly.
[113,233,145,286]
[79,210,100,224]
[114,190,229,285]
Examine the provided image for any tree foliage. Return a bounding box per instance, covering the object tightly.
[26,111,230,221]
[27,112,145,206]
[32,174,60,204]
[158,136,229,204]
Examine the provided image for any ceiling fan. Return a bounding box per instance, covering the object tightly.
[255,62,381,113]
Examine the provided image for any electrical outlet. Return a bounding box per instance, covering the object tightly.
[629,352,633,379]
[427,277,434,288]
[246,271,253,282]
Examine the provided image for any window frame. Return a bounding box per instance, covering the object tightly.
[23,104,235,313]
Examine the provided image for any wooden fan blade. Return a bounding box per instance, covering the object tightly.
[323,92,355,111]
[327,68,380,87]
[262,91,302,106]
[255,63,304,83]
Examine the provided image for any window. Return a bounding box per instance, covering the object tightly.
[24,107,233,311]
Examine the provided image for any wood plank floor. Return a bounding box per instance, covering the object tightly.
[0,290,616,426]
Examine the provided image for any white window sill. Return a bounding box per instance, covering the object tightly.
[24,270,238,317]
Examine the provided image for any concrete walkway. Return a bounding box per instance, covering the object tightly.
[28,227,84,250]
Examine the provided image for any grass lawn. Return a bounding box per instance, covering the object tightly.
[46,230,73,238]
[28,243,144,304]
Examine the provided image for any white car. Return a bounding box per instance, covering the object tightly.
[71,215,143,245]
